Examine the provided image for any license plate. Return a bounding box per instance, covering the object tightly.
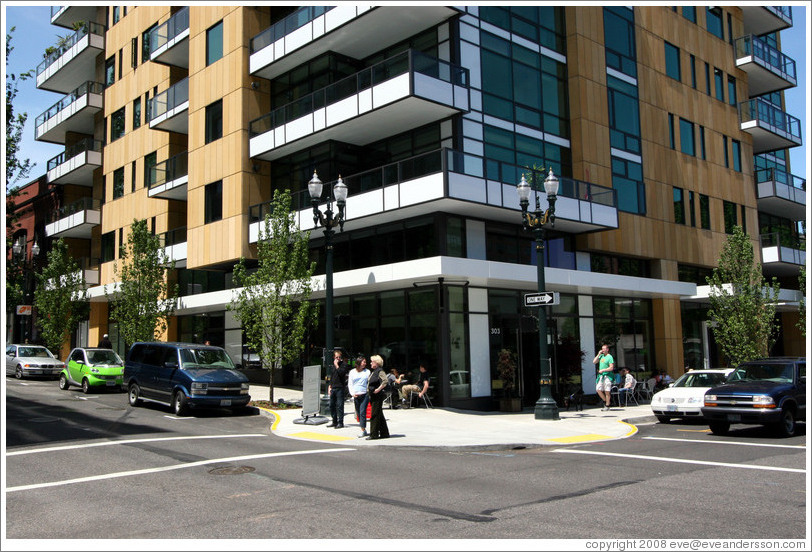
[30,370,41,374]
[667,404,677,412]
[727,414,741,422]
[106,380,116,386]
[220,399,231,406]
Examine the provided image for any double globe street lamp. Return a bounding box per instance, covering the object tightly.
[11,239,41,343]
[517,168,560,420]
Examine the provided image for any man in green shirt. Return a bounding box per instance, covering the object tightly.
[593,343,615,411]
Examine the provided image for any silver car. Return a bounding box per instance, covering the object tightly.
[5,344,65,379]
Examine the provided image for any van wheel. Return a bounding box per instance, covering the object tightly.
[172,391,188,416]
[128,383,142,406]
[772,409,796,438]
[59,373,70,390]
[82,378,91,394]
[709,421,729,435]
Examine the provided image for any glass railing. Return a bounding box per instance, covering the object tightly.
[734,35,796,81]
[50,6,66,19]
[765,6,792,24]
[148,7,189,56]
[47,138,103,171]
[250,6,335,54]
[755,168,806,191]
[159,226,188,248]
[760,231,804,250]
[249,50,469,137]
[37,21,107,77]
[49,197,101,223]
[248,148,617,223]
[77,256,101,271]
[148,78,189,122]
[739,98,802,140]
[35,81,104,128]
[148,152,189,189]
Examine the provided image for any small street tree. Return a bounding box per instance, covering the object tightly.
[34,239,89,356]
[230,188,318,403]
[706,225,780,366]
[106,219,177,348]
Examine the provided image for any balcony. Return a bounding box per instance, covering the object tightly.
[159,226,188,268]
[147,152,188,200]
[148,78,189,133]
[249,50,470,161]
[248,148,618,243]
[754,168,806,221]
[50,5,99,29]
[739,98,802,154]
[45,197,100,239]
[35,81,103,144]
[47,138,103,186]
[148,7,189,68]
[250,5,457,80]
[741,6,792,37]
[36,22,105,93]
[734,35,796,97]
[760,232,805,277]
[75,257,101,285]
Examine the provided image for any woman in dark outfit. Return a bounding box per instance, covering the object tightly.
[366,354,390,440]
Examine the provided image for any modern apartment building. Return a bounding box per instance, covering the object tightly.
[31,5,804,409]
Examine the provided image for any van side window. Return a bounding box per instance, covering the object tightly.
[142,346,164,367]
[179,348,196,367]
[128,345,144,363]
[163,348,180,367]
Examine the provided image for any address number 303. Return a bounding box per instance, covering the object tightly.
[490,328,501,335]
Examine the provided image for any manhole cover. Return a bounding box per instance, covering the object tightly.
[29,417,60,423]
[208,465,255,475]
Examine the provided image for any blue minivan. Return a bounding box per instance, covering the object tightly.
[124,342,251,416]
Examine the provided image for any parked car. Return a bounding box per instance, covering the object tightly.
[701,357,806,437]
[59,347,125,393]
[650,368,733,423]
[124,342,251,416]
[5,344,65,379]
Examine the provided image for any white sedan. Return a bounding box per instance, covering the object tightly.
[651,368,733,423]
[5,344,65,379]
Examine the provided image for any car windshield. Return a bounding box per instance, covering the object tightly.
[179,348,235,369]
[18,347,54,359]
[728,362,793,384]
[672,372,729,388]
[87,350,123,365]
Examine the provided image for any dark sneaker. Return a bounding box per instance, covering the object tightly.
[358,431,368,438]
[326,422,336,427]
[336,424,344,429]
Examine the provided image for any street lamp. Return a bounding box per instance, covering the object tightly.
[518,168,560,420]
[308,170,348,365]
[11,238,40,343]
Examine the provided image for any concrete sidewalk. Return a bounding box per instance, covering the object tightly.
[250,385,657,450]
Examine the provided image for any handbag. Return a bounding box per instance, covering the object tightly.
[365,401,372,421]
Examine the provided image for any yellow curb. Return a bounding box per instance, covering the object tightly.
[619,420,638,437]
[547,434,614,443]
[677,428,711,433]
[255,407,281,430]
[287,431,354,442]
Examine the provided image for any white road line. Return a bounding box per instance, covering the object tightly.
[6,434,267,456]
[644,436,806,449]
[553,449,805,473]
[7,448,356,493]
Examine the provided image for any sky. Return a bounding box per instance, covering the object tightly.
[3,3,810,189]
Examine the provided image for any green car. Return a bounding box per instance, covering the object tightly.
[59,347,125,394]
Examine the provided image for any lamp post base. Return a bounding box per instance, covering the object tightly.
[534,386,560,420]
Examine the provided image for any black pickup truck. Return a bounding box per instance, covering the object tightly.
[701,357,806,437]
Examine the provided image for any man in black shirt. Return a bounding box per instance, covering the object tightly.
[400,363,430,408]
[327,350,349,428]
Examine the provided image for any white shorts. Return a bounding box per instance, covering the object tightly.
[596,376,613,392]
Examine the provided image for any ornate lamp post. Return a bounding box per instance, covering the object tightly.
[308,171,348,364]
[517,168,560,420]
[12,239,40,343]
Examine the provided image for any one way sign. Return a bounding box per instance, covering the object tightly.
[524,292,560,307]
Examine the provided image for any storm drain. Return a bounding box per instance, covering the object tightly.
[208,465,256,475]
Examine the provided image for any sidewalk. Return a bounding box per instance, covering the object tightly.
[250,385,657,450]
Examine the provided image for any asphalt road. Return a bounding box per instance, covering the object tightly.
[4,376,807,542]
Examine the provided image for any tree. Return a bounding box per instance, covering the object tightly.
[33,239,89,356]
[706,225,780,366]
[230,188,318,403]
[106,219,177,348]
[6,27,33,191]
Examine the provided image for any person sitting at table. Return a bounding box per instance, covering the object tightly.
[399,363,430,408]
[616,368,636,405]
[387,367,406,409]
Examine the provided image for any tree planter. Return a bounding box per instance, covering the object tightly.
[499,397,522,412]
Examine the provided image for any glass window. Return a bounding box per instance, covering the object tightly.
[704,62,711,95]
[727,75,737,106]
[144,151,157,188]
[664,41,680,81]
[706,7,724,39]
[714,68,724,102]
[101,231,115,262]
[682,6,696,23]
[112,167,124,199]
[205,180,223,224]
[603,7,637,77]
[679,118,694,156]
[104,56,115,87]
[206,21,223,66]
[688,191,696,227]
[699,194,710,230]
[612,157,646,215]
[668,114,675,149]
[732,139,741,172]
[133,97,141,129]
[112,6,120,25]
[723,201,737,234]
[699,126,706,160]
[722,135,729,168]
[205,100,223,143]
[673,187,685,224]
[142,24,157,64]
[111,107,126,141]
[689,54,696,89]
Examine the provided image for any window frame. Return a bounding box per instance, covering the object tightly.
[204,180,223,224]
[205,100,223,144]
[206,20,224,66]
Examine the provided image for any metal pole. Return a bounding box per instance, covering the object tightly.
[324,228,334,356]
[534,222,560,420]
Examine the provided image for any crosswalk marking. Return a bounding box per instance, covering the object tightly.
[553,449,805,473]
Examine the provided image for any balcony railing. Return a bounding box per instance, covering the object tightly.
[76,256,101,271]
[49,197,101,223]
[755,168,806,191]
[249,49,469,137]
[148,78,189,122]
[148,152,188,189]
[760,232,804,250]
[765,6,792,24]
[739,98,802,139]
[734,35,796,81]
[250,6,335,54]
[148,7,189,56]
[36,22,107,77]
[35,81,104,128]
[159,226,187,247]
[46,138,103,171]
